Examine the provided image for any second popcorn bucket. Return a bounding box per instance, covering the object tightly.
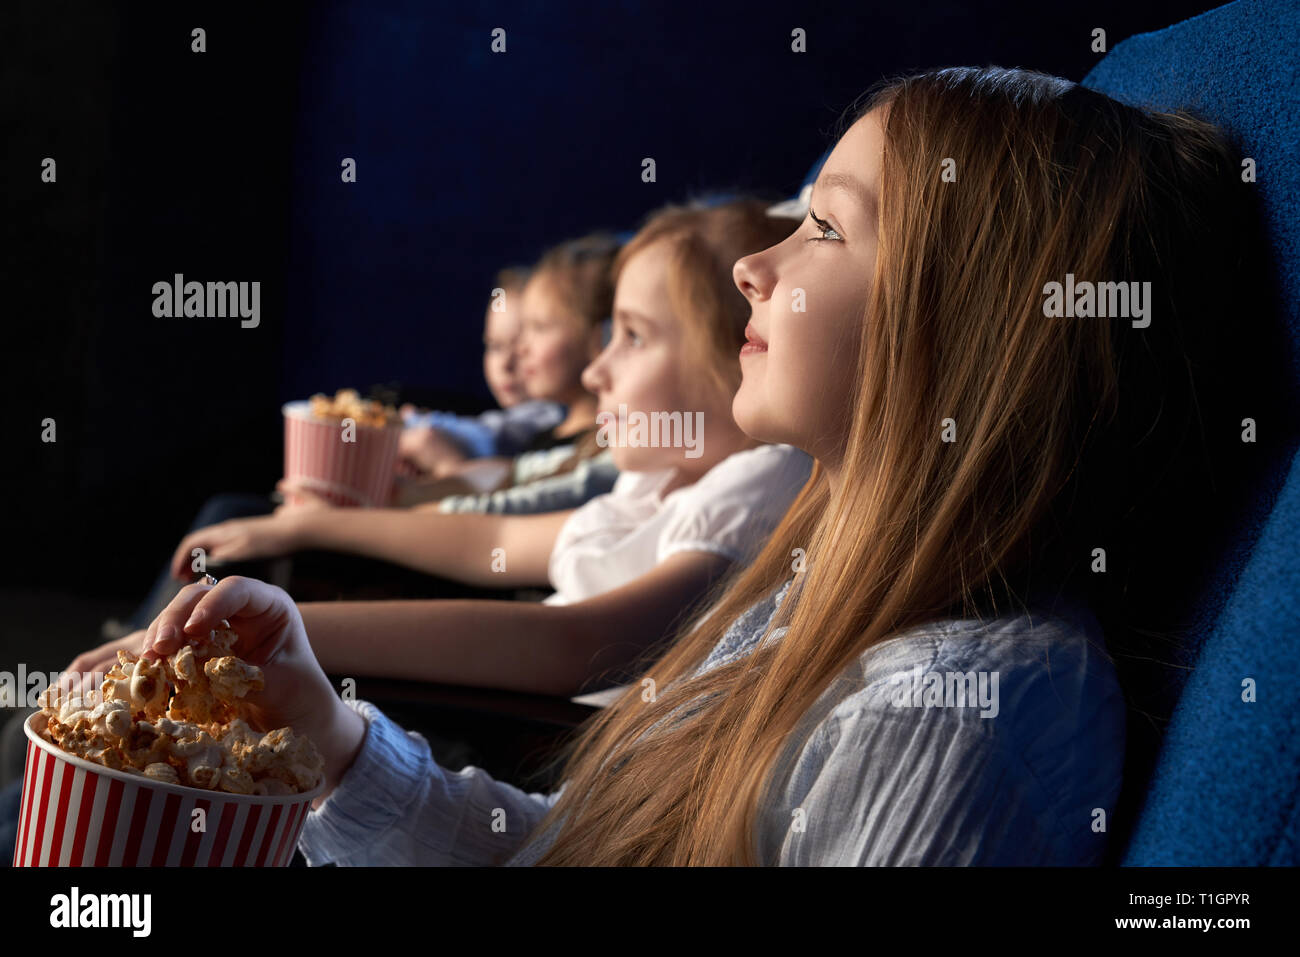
[282,390,404,508]
[14,712,324,867]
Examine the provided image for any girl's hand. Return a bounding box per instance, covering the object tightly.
[142,577,365,803]
[169,513,304,581]
[398,425,466,477]
[59,630,149,695]
[274,478,336,514]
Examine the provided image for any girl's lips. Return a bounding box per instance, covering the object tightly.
[741,322,768,355]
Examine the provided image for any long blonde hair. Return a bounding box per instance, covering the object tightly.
[523,67,1262,865]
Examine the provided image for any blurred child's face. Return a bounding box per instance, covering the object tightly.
[581,240,739,473]
[482,293,527,408]
[731,107,884,466]
[516,274,602,403]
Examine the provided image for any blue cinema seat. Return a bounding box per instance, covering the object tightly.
[1082,0,1300,865]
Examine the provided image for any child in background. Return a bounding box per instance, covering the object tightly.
[390,234,622,504]
[395,265,568,479]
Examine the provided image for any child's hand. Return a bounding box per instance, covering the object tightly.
[169,514,303,580]
[274,478,335,513]
[398,425,467,476]
[142,577,365,802]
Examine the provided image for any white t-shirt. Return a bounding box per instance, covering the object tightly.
[543,443,814,607]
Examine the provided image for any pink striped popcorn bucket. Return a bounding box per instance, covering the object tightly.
[14,712,323,867]
[282,400,403,507]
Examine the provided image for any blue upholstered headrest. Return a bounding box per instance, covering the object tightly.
[1083,0,1300,866]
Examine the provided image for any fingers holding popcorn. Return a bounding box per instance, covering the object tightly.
[37,594,324,795]
[144,576,293,667]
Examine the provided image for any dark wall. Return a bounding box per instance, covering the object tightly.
[3,0,1227,598]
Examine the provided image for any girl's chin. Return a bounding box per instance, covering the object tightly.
[731,402,785,448]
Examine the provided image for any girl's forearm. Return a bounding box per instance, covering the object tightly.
[299,599,608,697]
[292,508,526,586]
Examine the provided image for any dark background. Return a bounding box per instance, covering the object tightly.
[2,0,1227,648]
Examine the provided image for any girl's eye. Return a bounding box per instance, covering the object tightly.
[807,207,843,242]
[614,323,643,347]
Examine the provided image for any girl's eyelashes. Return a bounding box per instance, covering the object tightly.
[613,318,644,347]
[807,207,844,242]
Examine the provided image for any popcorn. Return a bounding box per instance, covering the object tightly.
[37,622,323,794]
[205,656,264,703]
[143,763,179,784]
[307,388,401,429]
[128,657,168,716]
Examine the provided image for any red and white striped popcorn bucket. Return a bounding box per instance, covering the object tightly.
[14,712,323,867]
[282,400,403,507]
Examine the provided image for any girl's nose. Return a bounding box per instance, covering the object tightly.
[733,250,774,302]
[581,352,608,394]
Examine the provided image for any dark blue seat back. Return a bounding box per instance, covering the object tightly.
[1083,0,1300,865]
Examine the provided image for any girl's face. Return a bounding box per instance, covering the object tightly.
[516,273,603,403]
[482,294,528,408]
[731,107,885,465]
[581,240,739,473]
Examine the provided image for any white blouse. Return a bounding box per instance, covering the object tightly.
[542,443,814,606]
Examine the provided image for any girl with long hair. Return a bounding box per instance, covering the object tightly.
[140,65,1260,864]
